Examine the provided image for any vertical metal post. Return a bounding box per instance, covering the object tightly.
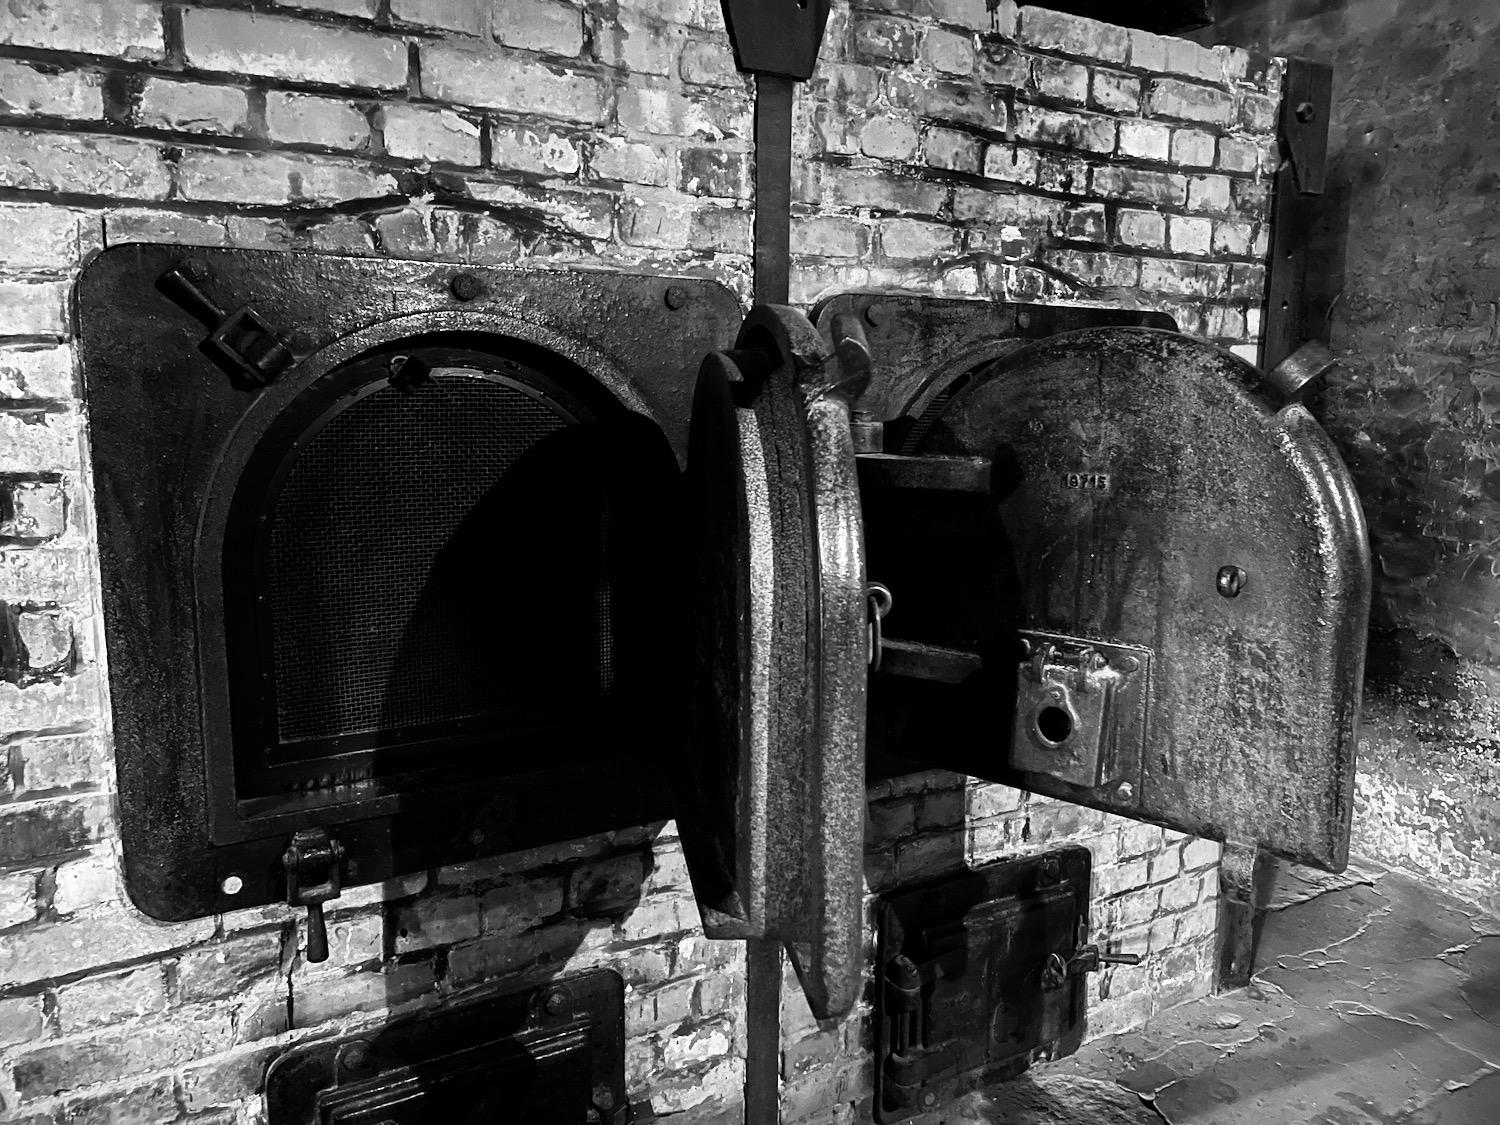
[718,8,834,1124]
[744,939,784,1125]
[744,69,795,1125]
[753,73,795,306]
[1261,58,1332,373]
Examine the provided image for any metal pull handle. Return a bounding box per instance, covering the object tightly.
[866,582,893,670]
[284,828,344,964]
[1043,945,1145,989]
[304,902,329,963]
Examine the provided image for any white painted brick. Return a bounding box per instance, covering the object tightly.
[604,12,681,76]
[180,8,407,91]
[0,870,37,928]
[1171,127,1216,168]
[924,126,981,173]
[1019,6,1128,64]
[859,117,919,161]
[18,609,72,669]
[1115,209,1163,250]
[0,0,164,60]
[2,481,66,539]
[1183,837,1221,870]
[1090,68,1139,114]
[279,0,380,17]
[52,851,121,915]
[380,105,481,165]
[137,79,250,136]
[421,42,606,121]
[0,131,171,200]
[1032,56,1088,103]
[1118,119,1171,161]
[391,0,484,35]
[493,0,586,57]
[264,93,371,151]
[587,137,664,184]
[177,150,399,207]
[1127,28,1169,72]
[1187,173,1234,213]
[922,28,974,76]
[0,59,104,119]
[1146,78,1235,126]
[0,204,85,270]
[1169,214,1212,255]
[0,281,69,337]
[1163,38,1223,82]
[881,218,958,261]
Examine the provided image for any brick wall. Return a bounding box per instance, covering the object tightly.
[0,2,1281,1123]
[1203,0,1500,916]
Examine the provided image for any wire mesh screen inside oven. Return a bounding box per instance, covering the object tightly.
[266,372,579,750]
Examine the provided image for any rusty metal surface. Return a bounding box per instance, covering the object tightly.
[1263,58,1334,374]
[874,848,1094,1122]
[77,245,742,921]
[812,293,1176,426]
[1011,633,1151,791]
[265,968,626,1125]
[680,305,867,1018]
[864,328,1370,871]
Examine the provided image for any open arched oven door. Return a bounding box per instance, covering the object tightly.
[676,306,871,1020]
[820,294,1370,881]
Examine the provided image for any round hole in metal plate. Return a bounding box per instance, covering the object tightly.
[1036,705,1073,746]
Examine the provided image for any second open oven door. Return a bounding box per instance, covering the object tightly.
[677,305,871,1020]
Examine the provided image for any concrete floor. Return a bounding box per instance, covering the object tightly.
[919,861,1500,1124]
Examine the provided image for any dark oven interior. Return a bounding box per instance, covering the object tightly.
[222,339,684,815]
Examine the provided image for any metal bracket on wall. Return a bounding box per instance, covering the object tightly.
[1262,58,1334,378]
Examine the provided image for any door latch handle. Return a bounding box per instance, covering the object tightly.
[284,828,345,963]
[157,259,294,389]
[1042,945,1144,989]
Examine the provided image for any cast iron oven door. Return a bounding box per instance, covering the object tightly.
[78,245,743,922]
[677,305,871,1020]
[820,294,1371,874]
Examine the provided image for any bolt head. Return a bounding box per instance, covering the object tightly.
[337,1040,376,1076]
[863,302,886,327]
[450,272,483,301]
[544,990,568,1016]
[664,285,688,310]
[1017,310,1032,329]
[921,1091,938,1107]
[1295,100,1317,123]
[1026,418,1045,435]
[1216,564,1247,598]
[182,258,210,283]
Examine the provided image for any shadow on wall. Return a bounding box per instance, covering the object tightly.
[1195,0,1500,898]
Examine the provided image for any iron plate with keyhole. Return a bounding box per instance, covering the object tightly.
[1011,633,1150,792]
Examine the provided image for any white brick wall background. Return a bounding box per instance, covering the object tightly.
[0,1,1282,1122]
